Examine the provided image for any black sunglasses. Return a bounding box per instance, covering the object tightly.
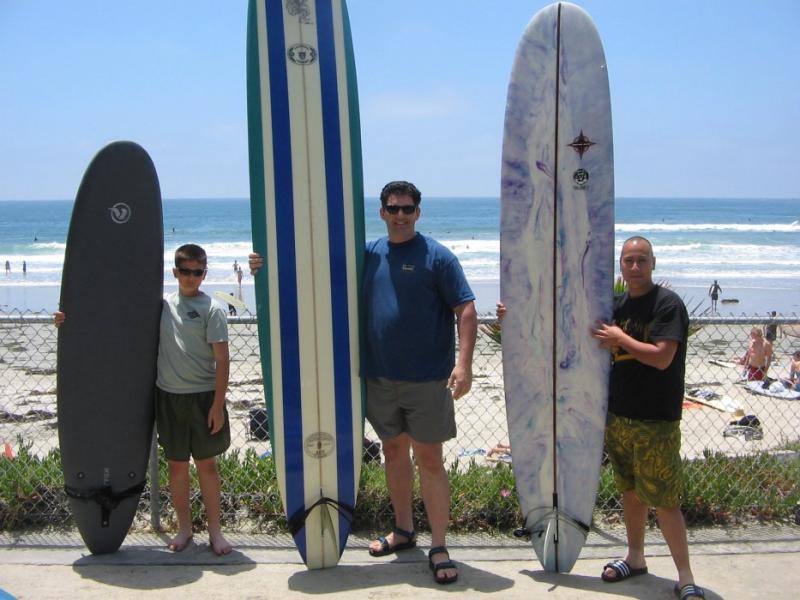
[383,204,416,215]
[177,267,207,277]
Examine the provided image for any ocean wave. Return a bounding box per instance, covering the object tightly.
[634,269,799,280]
[442,240,499,253]
[656,257,799,267]
[615,223,800,233]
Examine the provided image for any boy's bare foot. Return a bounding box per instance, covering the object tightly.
[167,532,193,552]
[210,531,232,556]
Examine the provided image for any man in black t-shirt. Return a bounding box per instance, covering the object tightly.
[592,237,704,600]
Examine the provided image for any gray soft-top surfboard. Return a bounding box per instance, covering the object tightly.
[57,141,163,553]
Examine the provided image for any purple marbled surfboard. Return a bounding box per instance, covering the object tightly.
[500,2,614,573]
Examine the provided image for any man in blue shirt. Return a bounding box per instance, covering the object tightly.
[249,181,476,583]
[363,181,476,585]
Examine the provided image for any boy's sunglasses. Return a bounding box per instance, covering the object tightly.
[177,267,207,277]
[383,204,416,215]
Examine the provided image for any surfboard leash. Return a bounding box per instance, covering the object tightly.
[64,481,146,528]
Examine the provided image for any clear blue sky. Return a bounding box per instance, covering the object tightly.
[1,1,798,200]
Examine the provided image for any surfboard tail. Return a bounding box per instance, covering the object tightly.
[527,508,590,573]
[288,495,354,569]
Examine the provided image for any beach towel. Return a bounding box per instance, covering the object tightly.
[745,380,800,400]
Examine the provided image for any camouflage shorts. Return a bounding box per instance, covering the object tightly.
[605,413,683,508]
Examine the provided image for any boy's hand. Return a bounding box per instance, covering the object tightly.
[53,311,65,328]
[495,301,506,323]
[248,253,263,275]
[208,403,226,434]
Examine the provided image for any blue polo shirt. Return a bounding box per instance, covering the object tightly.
[362,233,475,381]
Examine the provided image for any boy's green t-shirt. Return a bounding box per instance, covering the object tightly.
[156,291,228,394]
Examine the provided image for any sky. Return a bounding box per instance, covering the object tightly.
[1,0,798,200]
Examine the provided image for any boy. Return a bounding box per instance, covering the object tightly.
[56,243,232,555]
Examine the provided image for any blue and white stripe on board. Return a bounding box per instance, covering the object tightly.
[247,0,365,569]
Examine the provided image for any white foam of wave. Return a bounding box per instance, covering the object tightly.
[657,257,799,267]
[31,242,66,250]
[616,223,800,233]
[442,240,499,253]
[638,270,798,280]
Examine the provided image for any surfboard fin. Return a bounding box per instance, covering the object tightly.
[527,508,591,572]
[287,496,354,538]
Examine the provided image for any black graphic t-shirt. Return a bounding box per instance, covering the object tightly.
[609,285,689,422]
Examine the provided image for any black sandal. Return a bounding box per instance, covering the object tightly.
[428,546,458,585]
[368,526,417,557]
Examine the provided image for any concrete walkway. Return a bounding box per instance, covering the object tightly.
[1,526,799,599]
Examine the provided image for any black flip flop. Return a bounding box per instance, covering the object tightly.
[674,583,706,599]
[601,559,648,582]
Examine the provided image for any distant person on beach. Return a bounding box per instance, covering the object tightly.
[233,260,238,273]
[764,310,779,342]
[741,327,773,381]
[708,280,722,312]
[781,350,800,391]
[22,261,26,276]
[591,236,703,600]
[56,243,233,556]
[4,260,9,274]
[248,180,477,584]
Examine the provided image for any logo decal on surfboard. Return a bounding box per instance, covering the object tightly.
[567,130,595,158]
[108,203,131,224]
[288,43,317,65]
[572,168,589,189]
[285,0,312,24]
[304,432,335,458]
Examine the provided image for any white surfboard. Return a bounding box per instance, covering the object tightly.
[500,2,614,572]
[212,291,248,312]
[246,0,365,569]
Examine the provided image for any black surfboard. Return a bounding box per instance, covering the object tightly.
[57,141,163,553]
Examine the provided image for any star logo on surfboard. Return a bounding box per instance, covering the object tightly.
[567,130,595,158]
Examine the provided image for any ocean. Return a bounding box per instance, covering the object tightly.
[1,197,798,316]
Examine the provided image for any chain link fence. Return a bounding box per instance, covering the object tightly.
[2,309,799,534]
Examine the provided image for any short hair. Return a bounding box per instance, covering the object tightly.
[174,243,207,267]
[380,180,421,206]
[621,236,654,254]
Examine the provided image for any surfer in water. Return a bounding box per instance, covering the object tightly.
[708,280,722,313]
[592,236,704,600]
[249,180,477,584]
[58,244,234,555]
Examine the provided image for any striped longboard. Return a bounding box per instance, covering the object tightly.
[246,0,365,569]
